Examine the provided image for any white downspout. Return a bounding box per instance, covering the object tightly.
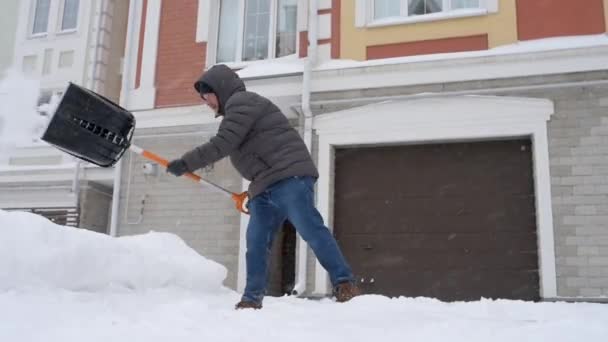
[88,0,105,93]
[110,0,137,237]
[292,0,318,297]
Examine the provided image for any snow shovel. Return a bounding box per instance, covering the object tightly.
[41,82,249,214]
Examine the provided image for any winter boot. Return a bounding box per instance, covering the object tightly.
[333,282,362,302]
[235,300,262,310]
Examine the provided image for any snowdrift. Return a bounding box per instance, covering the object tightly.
[0,210,227,292]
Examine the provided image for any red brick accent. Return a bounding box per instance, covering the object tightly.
[155,0,207,108]
[300,1,341,59]
[299,31,308,58]
[331,0,341,59]
[366,34,488,60]
[134,0,148,89]
[516,0,606,41]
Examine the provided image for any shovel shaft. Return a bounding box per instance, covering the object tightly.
[128,145,249,214]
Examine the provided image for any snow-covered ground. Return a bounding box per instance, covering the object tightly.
[1,210,607,342]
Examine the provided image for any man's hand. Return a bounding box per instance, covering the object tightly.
[166,159,189,177]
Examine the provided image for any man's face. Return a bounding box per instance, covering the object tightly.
[200,92,219,114]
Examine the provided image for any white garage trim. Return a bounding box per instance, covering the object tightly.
[312,95,557,299]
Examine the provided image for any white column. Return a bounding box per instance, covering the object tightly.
[127,0,162,111]
[313,135,333,295]
[533,123,558,298]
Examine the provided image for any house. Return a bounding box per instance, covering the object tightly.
[0,0,129,232]
[98,0,608,301]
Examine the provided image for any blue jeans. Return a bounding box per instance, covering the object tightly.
[241,176,354,304]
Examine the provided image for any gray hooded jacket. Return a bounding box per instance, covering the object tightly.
[182,64,319,199]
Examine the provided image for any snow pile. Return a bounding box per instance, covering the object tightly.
[0,210,227,292]
[236,55,303,79]
[0,70,47,149]
[1,210,608,341]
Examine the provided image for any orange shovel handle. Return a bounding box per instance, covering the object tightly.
[132,146,249,214]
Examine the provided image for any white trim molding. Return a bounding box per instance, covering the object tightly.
[313,45,608,94]
[196,0,212,43]
[312,95,557,299]
[126,0,162,111]
[131,104,218,128]
[237,179,251,293]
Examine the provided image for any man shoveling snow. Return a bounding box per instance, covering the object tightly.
[165,64,361,309]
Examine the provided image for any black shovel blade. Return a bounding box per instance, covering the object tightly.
[41,83,135,167]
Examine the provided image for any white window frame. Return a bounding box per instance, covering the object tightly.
[57,0,80,34]
[207,0,300,67]
[358,0,498,28]
[29,0,52,38]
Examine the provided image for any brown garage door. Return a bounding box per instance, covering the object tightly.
[334,139,540,301]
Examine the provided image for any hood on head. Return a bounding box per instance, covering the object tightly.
[194,64,246,117]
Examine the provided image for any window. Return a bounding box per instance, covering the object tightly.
[275,0,297,58]
[451,0,480,10]
[242,0,271,61]
[372,0,481,20]
[43,48,53,75]
[32,0,51,35]
[22,55,38,75]
[374,0,400,20]
[215,0,298,64]
[408,0,443,16]
[58,50,75,68]
[60,0,80,31]
[217,0,239,63]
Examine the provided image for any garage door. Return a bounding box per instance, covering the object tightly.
[334,139,540,301]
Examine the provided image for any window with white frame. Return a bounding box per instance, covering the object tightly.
[372,0,482,20]
[216,0,298,63]
[60,0,80,31]
[31,0,51,35]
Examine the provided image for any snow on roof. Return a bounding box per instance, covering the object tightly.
[235,54,304,79]
[321,33,608,70]
[235,34,608,78]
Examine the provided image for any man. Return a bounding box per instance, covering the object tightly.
[166,64,360,309]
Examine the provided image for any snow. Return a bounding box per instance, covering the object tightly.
[0,70,60,159]
[0,70,46,150]
[235,54,304,79]
[2,209,608,341]
[0,210,227,292]
[234,34,608,78]
[316,34,608,71]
